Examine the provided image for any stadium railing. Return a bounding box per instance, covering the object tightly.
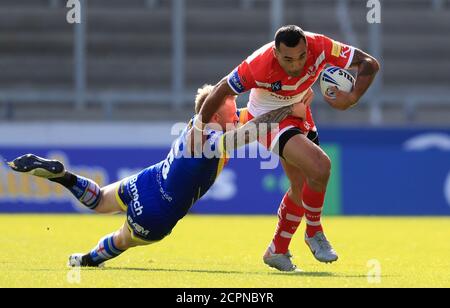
[0,0,449,124]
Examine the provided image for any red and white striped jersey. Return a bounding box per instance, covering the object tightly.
[227,31,355,131]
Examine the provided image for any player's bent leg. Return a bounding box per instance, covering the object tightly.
[68,228,125,268]
[263,161,306,272]
[8,153,115,212]
[115,221,157,249]
[281,160,306,205]
[277,132,338,263]
[280,134,331,193]
[264,161,306,254]
[68,221,155,268]
[94,181,127,214]
[69,227,126,268]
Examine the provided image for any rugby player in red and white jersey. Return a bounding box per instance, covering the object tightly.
[197,25,380,272]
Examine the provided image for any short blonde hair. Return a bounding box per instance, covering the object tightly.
[194,84,215,114]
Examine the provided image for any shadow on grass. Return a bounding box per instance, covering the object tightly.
[105,267,379,278]
[24,267,396,279]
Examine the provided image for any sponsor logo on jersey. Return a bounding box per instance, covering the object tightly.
[127,215,150,237]
[331,40,342,57]
[307,65,317,77]
[228,69,245,94]
[340,46,351,58]
[271,81,282,92]
[268,92,300,101]
[129,176,143,216]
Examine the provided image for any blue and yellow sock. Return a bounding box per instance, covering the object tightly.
[86,233,125,266]
[50,172,102,210]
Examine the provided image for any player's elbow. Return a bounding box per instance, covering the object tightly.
[204,79,236,110]
[215,77,236,97]
[336,104,351,111]
[367,56,381,74]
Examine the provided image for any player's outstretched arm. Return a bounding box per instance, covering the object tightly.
[222,104,297,152]
[325,48,380,110]
[198,77,237,126]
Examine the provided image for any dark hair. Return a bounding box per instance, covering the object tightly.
[275,25,306,49]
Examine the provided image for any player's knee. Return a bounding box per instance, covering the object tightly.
[95,186,124,214]
[114,230,132,250]
[311,153,331,184]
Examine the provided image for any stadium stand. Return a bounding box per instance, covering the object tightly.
[0,0,449,124]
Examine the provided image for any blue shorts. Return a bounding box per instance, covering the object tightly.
[115,165,175,243]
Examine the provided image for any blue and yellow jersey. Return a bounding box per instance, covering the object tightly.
[155,116,229,218]
[238,107,249,126]
[161,108,248,215]
[117,109,248,241]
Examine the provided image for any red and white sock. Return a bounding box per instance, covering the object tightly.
[269,193,305,254]
[302,184,326,238]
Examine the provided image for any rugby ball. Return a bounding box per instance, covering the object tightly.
[320,66,355,99]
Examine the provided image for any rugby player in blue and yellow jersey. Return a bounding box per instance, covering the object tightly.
[8,84,312,268]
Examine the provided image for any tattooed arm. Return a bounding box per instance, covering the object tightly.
[324,48,380,111]
[222,104,296,153]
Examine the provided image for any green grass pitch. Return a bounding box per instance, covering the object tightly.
[0,215,449,288]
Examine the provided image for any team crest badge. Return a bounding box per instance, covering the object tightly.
[271,81,282,92]
[307,65,317,77]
